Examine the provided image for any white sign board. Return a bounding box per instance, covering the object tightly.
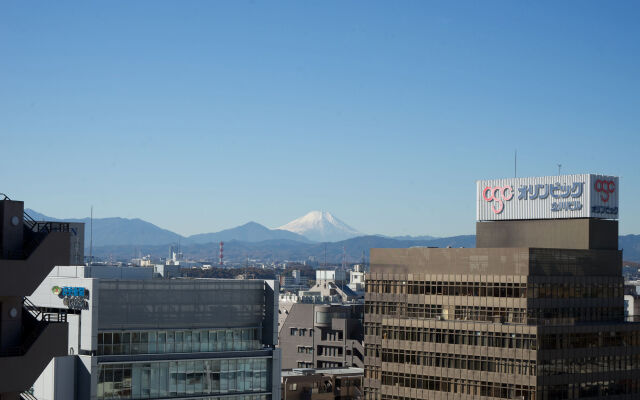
[477,174,618,221]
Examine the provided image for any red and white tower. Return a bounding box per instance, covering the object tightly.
[219,241,224,266]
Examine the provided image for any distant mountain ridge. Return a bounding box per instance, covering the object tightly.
[189,222,310,243]
[26,209,184,246]
[24,209,640,263]
[25,209,312,248]
[90,235,478,263]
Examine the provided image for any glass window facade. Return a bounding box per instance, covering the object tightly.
[97,328,261,356]
[97,358,269,399]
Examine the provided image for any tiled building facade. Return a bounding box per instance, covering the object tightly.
[364,189,640,399]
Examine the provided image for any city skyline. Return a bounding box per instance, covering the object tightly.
[2,1,639,237]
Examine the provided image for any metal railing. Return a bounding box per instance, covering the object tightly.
[24,297,68,323]
[0,299,68,357]
[20,390,38,400]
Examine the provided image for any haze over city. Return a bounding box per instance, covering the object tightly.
[2,1,639,237]
[4,2,640,400]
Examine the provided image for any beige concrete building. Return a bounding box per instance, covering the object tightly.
[364,175,640,400]
[279,303,364,370]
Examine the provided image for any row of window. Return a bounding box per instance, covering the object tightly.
[381,349,536,375]
[379,372,535,400]
[97,328,261,356]
[296,362,314,368]
[366,279,623,299]
[541,354,640,375]
[364,371,640,400]
[372,325,538,350]
[321,329,344,341]
[97,358,269,399]
[366,302,527,323]
[372,381,638,400]
[367,324,639,352]
[296,346,313,354]
[317,345,342,357]
[289,328,312,337]
[366,300,624,324]
[318,361,342,368]
[367,280,528,298]
[541,380,640,399]
[539,330,640,349]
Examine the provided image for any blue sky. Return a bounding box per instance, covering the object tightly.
[1,1,639,237]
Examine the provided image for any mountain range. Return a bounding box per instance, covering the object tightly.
[24,209,640,263]
[25,209,356,245]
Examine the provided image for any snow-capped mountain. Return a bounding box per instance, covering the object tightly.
[277,211,361,242]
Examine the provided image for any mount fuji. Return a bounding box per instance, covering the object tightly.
[277,211,361,242]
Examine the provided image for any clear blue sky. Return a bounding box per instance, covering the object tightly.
[1,1,639,237]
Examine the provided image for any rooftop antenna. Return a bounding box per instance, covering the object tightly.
[324,244,327,268]
[514,150,517,178]
[557,164,562,175]
[89,205,93,266]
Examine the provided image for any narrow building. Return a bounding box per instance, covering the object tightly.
[0,197,80,400]
[279,303,364,370]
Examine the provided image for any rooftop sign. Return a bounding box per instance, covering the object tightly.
[477,174,618,221]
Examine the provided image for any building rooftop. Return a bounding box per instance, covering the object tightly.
[282,367,364,378]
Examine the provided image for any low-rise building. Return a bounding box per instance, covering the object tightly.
[278,303,363,370]
[282,368,363,400]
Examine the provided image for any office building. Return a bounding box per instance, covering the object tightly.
[364,174,640,399]
[29,266,281,400]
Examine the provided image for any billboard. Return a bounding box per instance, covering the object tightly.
[477,174,618,221]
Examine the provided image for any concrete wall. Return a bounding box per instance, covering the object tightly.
[370,247,622,277]
[33,356,76,400]
[29,276,97,354]
[0,200,23,258]
[476,218,618,250]
[96,279,267,330]
[279,303,314,369]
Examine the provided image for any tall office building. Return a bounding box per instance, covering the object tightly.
[364,175,640,399]
[29,266,281,400]
[0,197,79,400]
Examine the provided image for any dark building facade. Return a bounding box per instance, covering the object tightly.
[364,175,640,400]
[0,197,76,400]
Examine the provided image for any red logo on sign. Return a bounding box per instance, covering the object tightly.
[482,186,514,214]
[594,179,615,202]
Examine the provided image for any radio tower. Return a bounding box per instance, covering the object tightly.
[219,241,224,266]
